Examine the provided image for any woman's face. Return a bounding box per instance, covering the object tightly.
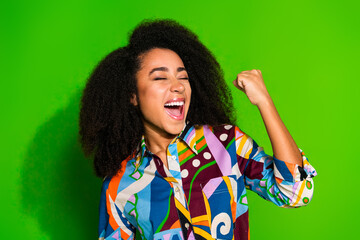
[134,48,192,138]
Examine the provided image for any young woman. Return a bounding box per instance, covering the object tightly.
[79,19,317,240]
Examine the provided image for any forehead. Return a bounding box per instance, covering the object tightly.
[139,48,185,69]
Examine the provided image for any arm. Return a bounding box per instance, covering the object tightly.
[257,97,303,166]
[98,177,135,240]
[233,69,302,166]
[233,70,317,207]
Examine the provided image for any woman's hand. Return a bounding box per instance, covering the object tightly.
[232,69,272,107]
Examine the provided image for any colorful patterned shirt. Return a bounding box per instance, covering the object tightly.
[98,124,317,240]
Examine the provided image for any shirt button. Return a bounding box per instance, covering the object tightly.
[171,156,176,160]
[175,187,180,193]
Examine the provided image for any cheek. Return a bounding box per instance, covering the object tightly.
[138,85,166,109]
[186,84,192,102]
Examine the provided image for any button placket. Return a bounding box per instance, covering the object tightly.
[173,183,187,206]
[175,186,180,198]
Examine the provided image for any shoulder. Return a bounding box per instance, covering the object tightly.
[194,124,243,143]
[101,155,135,198]
[197,124,244,136]
[196,124,254,148]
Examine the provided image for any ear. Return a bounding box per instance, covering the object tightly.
[130,94,138,106]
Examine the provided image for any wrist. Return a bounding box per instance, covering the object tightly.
[256,95,274,110]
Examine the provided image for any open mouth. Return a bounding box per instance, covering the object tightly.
[164,99,185,120]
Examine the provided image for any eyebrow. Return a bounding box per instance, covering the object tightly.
[149,67,187,76]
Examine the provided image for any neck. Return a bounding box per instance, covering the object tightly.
[143,124,177,155]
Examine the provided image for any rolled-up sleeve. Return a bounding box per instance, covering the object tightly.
[234,126,317,208]
[272,149,317,207]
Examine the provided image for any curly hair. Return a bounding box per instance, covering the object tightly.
[79,19,236,178]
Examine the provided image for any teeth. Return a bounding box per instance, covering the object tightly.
[164,101,184,107]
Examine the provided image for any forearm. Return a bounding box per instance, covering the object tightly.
[257,97,303,167]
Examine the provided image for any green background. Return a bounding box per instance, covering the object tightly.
[2,0,359,239]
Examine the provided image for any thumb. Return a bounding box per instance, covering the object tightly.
[233,78,245,92]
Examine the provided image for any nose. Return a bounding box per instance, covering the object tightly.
[170,77,185,93]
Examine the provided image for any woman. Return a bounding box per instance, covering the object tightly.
[79,19,317,240]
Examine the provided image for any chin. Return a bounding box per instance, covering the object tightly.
[164,122,186,136]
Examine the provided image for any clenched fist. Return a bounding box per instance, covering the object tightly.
[233,69,272,107]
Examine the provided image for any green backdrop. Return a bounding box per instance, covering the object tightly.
[2,0,359,239]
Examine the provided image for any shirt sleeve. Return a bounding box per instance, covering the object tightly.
[234,126,317,208]
[98,177,136,240]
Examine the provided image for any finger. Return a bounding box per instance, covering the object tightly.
[233,78,244,89]
[238,71,251,76]
[233,78,245,92]
[232,79,239,88]
[233,81,245,93]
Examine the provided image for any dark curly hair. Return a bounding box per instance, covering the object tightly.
[79,19,236,178]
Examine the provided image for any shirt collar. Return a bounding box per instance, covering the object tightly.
[178,122,198,155]
[136,122,198,160]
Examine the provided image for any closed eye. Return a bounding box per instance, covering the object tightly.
[154,77,188,80]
